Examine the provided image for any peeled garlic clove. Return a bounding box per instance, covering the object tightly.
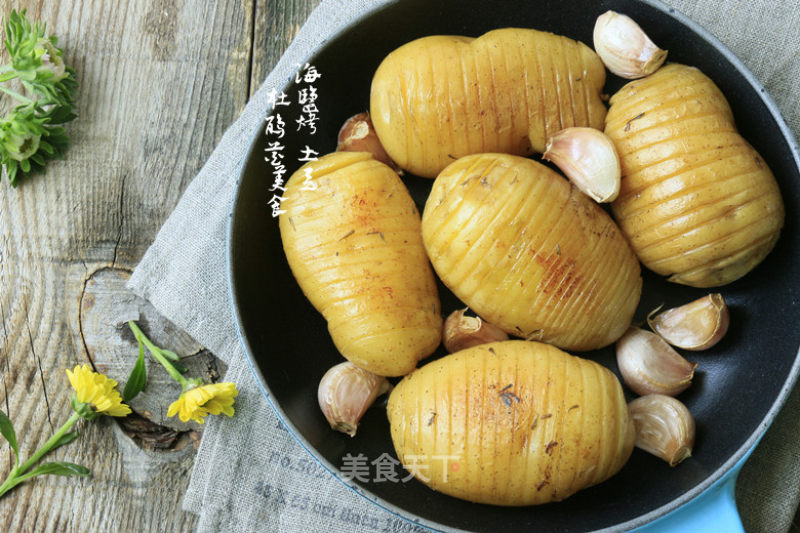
[648,294,729,351]
[616,326,697,396]
[318,361,392,437]
[337,112,399,171]
[593,11,668,79]
[443,308,509,353]
[543,127,621,202]
[628,394,695,466]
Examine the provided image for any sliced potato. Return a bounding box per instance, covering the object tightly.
[370,28,607,178]
[606,63,785,287]
[387,340,635,505]
[279,152,441,376]
[422,153,641,351]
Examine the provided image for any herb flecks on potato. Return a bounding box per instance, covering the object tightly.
[422,153,641,351]
[387,341,635,505]
[606,63,785,287]
[370,28,607,178]
[279,152,442,377]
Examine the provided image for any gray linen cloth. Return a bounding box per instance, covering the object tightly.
[127,0,800,531]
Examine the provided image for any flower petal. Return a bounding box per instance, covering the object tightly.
[66,364,130,417]
[165,382,238,424]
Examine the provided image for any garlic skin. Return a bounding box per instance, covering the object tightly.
[318,362,392,437]
[628,394,695,466]
[543,127,621,203]
[443,308,509,353]
[593,11,668,79]
[337,112,399,171]
[616,326,697,396]
[648,294,729,351]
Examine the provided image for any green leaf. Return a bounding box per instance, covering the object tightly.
[159,349,180,363]
[6,160,19,187]
[158,348,188,372]
[38,139,54,154]
[156,348,187,373]
[52,430,78,451]
[0,410,18,465]
[128,320,189,386]
[26,461,90,478]
[122,335,147,402]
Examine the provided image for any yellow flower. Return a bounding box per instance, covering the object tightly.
[167,382,238,424]
[66,364,132,418]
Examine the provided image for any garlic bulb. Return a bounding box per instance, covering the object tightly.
[443,308,509,353]
[648,294,729,351]
[337,112,398,171]
[616,327,697,396]
[543,127,621,202]
[593,11,668,79]
[318,362,392,437]
[628,394,695,466]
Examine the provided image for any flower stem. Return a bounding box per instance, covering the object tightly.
[0,84,33,105]
[0,411,81,497]
[128,321,188,387]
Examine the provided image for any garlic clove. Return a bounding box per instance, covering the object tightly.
[543,127,621,203]
[593,11,668,79]
[443,308,509,353]
[616,326,697,396]
[317,361,392,437]
[628,394,695,466]
[648,294,729,351]
[337,112,399,172]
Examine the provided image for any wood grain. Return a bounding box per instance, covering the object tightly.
[78,267,224,433]
[0,0,287,530]
[251,0,321,98]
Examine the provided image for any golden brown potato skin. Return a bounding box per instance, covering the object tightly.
[422,153,642,351]
[279,152,441,377]
[606,63,785,287]
[387,341,635,506]
[370,28,607,178]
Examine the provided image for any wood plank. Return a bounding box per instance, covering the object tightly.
[0,0,257,530]
[77,267,224,433]
[251,0,321,98]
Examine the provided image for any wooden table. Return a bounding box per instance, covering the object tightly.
[0,1,319,530]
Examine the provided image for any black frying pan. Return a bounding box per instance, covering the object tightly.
[227,0,800,530]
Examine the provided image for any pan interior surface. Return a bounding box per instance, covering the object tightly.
[228,0,800,530]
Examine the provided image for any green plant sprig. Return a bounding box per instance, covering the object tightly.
[0,410,87,498]
[125,321,190,403]
[0,9,77,186]
[0,363,134,499]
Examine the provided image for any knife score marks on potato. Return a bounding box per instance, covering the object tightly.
[422,153,642,351]
[606,63,785,287]
[370,28,607,178]
[279,151,442,377]
[387,340,635,505]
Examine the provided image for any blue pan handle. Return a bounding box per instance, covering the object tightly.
[631,452,750,533]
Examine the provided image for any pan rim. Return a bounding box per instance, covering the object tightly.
[226,0,800,530]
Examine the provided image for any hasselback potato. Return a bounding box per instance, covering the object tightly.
[606,63,785,287]
[279,152,441,376]
[370,28,607,178]
[387,340,635,505]
[422,153,642,351]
